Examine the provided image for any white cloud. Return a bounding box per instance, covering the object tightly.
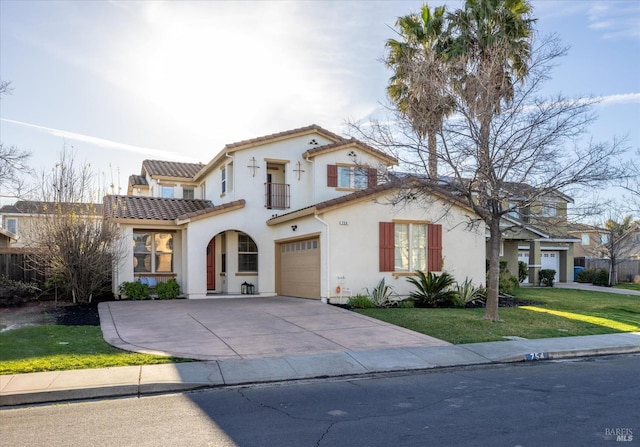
[597,93,640,105]
[0,118,197,162]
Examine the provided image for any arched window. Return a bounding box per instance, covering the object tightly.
[238,233,258,272]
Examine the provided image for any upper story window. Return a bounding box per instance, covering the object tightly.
[599,234,610,244]
[581,234,590,245]
[541,203,556,217]
[221,166,227,194]
[161,186,174,198]
[183,187,195,199]
[327,165,377,190]
[338,166,368,189]
[5,218,17,235]
[507,202,519,219]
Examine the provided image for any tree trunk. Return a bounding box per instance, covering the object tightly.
[484,219,502,321]
[428,130,438,181]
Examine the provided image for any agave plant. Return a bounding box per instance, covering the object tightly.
[367,277,394,307]
[454,277,485,308]
[406,271,457,307]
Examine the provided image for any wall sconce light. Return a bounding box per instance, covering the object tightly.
[291,225,298,231]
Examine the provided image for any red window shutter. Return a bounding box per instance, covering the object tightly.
[427,224,443,272]
[379,222,395,272]
[368,168,377,187]
[327,164,338,187]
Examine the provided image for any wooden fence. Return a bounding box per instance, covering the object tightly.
[0,250,46,285]
[584,258,640,282]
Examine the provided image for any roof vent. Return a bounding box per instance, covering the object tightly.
[309,139,318,145]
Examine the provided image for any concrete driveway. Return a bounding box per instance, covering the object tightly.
[99,297,450,360]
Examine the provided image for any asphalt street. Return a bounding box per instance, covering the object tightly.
[2,354,638,447]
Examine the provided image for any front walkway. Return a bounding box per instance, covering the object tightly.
[99,296,449,361]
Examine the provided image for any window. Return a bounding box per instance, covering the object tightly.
[541,203,556,217]
[183,187,195,199]
[221,166,227,194]
[394,223,426,272]
[238,233,257,272]
[133,232,173,273]
[227,162,233,192]
[380,222,442,272]
[337,166,367,189]
[599,234,610,244]
[507,202,519,218]
[5,218,17,235]
[581,234,590,245]
[327,165,376,189]
[161,186,174,198]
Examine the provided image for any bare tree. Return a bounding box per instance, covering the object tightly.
[349,30,627,320]
[596,215,639,286]
[26,147,123,303]
[0,80,32,199]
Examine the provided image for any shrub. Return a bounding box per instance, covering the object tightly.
[406,271,457,308]
[539,269,556,287]
[518,261,528,283]
[454,278,485,308]
[593,269,610,286]
[576,268,597,284]
[0,276,40,305]
[396,298,415,308]
[118,281,150,300]
[499,272,519,294]
[348,294,376,309]
[156,279,180,300]
[367,277,394,307]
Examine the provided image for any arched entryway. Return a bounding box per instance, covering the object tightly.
[206,230,259,294]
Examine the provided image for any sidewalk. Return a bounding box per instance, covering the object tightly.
[2,332,639,407]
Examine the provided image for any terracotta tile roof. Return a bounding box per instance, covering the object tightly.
[224,124,346,150]
[304,139,398,165]
[103,195,214,221]
[128,175,148,187]
[142,160,204,179]
[0,201,103,215]
[178,199,246,222]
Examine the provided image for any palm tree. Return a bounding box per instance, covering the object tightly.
[386,4,453,181]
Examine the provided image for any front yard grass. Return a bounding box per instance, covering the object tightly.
[0,325,187,375]
[357,287,640,344]
[615,282,640,292]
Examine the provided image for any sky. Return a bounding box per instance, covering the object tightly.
[1,0,639,206]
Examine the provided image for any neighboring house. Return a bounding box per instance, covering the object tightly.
[0,201,103,248]
[495,185,579,284]
[567,222,611,263]
[105,124,487,300]
[0,227,17,248]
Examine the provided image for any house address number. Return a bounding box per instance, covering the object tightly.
[525,352,549,361]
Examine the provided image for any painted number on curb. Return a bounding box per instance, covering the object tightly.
[525,352,549,361]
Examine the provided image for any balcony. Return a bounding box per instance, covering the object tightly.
[265,182,290,210]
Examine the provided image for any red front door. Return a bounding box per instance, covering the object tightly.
[206,239,215,290]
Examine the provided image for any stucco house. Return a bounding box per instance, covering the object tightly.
[105,125,486,300]
[0,201,103,249]
[494,185,578,284]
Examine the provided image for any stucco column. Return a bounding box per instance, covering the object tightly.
[502,240,519,277]
[561,243,574,283]
[528,241,541,285]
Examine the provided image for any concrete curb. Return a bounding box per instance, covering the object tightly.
[3,335,639,407]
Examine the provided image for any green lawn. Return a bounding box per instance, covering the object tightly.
[615,282,640,292]
[0,325,187,375]
[357,287,640,344]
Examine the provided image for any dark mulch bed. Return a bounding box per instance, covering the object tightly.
[0,296,113,329]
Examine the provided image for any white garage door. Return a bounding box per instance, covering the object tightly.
[279,238,321,299]
[541,251,559,282]
[518,251,560,282]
